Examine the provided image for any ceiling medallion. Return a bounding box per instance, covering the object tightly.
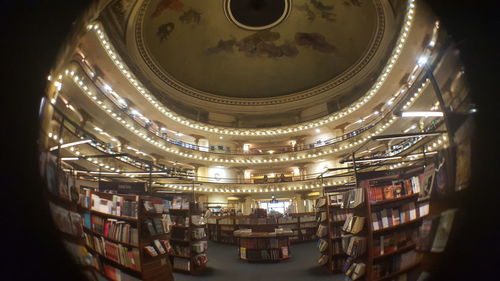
[224,0,291,31]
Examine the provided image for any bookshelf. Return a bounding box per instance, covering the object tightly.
[360,167,430,281]
[41,158,175,281]
[169,197,208,275]
[83,191,174,281]
[206,213,317,245]
[317,186,368,277]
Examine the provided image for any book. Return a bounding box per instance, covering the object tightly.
[383,186,394,200]
[371,213,380,231]
[144,246,158,257]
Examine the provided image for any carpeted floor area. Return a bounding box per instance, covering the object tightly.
[173,241,345,281]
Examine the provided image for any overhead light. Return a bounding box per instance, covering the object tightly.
[400,111,443,117]
[417,55,429,66]
[49,139,92,151]
[219,136,223,139]
[315,128,321,133]
[61,157,80,161]
[469,108,477,114]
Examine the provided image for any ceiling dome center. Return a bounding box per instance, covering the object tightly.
[224,0,291,31]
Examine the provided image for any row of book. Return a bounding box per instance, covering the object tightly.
[371,202,429,231]
[143,199,170,214]
[49,202,83,237]
[373,229,417,257]
[368,176,420,202]
[90,215,139,246]
[345,236,367,258]
[342,188,365,209]
[239,237,288,249]
[144,216,170,236]
[88,235,141,271]
[342,215,365,234]
[91,194,138,218]
[372,250,418,279]
[144,239,171,257]
[241,247,289,260]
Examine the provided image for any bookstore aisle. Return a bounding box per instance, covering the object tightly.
[173,241,344,281]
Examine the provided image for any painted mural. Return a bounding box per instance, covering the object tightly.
[139,0,380,98]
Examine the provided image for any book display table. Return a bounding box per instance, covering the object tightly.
[234,230,293,262]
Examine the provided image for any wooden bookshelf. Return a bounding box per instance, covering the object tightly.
[86,191,174,281]
[206,213,316,245]
[361,167,428,281]
[169,201,208,275]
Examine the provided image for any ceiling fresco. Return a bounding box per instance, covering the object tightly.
[138,0,380,99]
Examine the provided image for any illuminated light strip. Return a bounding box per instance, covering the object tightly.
[401,111,444,117]
[62,61,427,164]
[85,0,416,136]
[61,157,80,161]
[63,68,405,163]
[49,139,92,151]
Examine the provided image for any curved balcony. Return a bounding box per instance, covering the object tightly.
[68,55,434,162]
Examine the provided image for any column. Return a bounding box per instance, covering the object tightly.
[243,197,253,215]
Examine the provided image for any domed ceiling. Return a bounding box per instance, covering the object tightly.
[136,0,382,99]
